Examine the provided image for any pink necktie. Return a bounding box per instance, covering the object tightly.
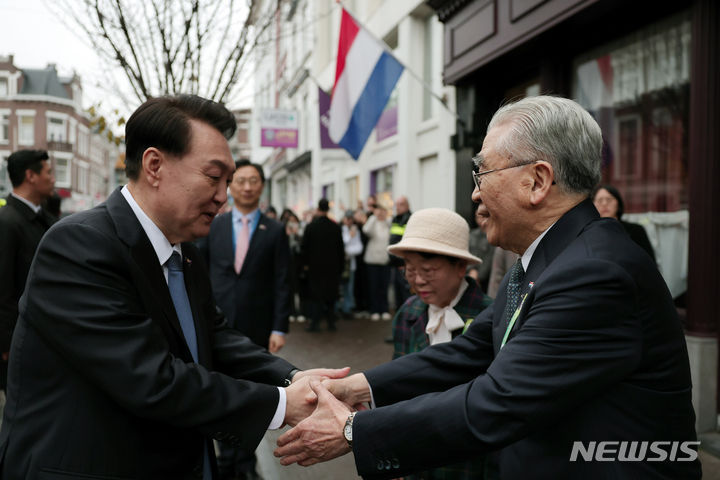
[234,216,250,274]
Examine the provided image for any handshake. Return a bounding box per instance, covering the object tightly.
[278,367,371,466]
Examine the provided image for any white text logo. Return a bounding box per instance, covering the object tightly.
[569,441,700,462]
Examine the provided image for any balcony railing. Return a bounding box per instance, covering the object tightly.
[47,141,73,152]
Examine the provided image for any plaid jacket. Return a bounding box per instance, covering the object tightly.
[392,277,492,359]
[391,277,493,480]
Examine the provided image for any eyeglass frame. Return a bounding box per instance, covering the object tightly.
[471,159,539,190]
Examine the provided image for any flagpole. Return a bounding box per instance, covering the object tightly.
[336,1,464,125]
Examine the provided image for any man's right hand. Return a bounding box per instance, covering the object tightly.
[284,367,351,426]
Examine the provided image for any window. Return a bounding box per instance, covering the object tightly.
[573,11,690,213]
[18,115,35,145]
[54,154,72,188]
[77,163,88,193]
[47,116,67,142]
[0,111,9,144]
[0,152,9,196]
[0,78,7,97]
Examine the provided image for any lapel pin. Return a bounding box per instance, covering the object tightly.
[259,224,267,230]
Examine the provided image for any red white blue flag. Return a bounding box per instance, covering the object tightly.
[328,8,404,160]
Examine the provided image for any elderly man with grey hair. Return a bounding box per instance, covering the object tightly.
[274,96,700,480]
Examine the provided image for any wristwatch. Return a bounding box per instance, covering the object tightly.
[343,411,356,448]
[283,368,301,387]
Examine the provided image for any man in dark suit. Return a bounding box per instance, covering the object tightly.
[202,160,291,353]
[0,95,346,480]
[274,96,700,479]
[301,198,345,332]
[201,159,291,480]
[0,149,55,391]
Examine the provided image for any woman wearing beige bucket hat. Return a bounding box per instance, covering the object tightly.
[387,207,492,479]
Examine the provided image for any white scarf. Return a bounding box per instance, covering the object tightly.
[425,280,469,345]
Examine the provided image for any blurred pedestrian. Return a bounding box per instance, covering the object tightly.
[467,207,496,293]
[281,208,305,323]
[339,210,363,318]
[264,205,277,220]
[389,195,412,308]
[592,184,655,261]
[301,199,345,332]
[362,202,392,321]
[0,149,55,394]
[351,208,371,318]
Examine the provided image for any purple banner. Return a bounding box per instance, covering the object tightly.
[261,128,298,148]
[318,87,341,149]
[375,103,398,142]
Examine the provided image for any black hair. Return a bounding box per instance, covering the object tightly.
[593,184,625,220]
[416,251,461,265]
[7,149,49,187]
[124,94,236,180]
[234,159,265,183]
[318,198,330,212]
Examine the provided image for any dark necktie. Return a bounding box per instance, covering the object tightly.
[504,260,525,324]
[166,252,211,479]
[166,252,199,361]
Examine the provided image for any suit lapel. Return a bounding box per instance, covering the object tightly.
[106,188,196,362]
[495,199,600,348]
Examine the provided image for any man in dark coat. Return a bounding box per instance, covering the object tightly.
[274,96,700,480]
[0,149,55,390]
[301,198,345,332]
[0,95,345,479]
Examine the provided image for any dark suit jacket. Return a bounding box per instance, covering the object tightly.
[301,216,345,302]
[0,189,295,480]
[0,195,54,387]
[352,199,699,480]
[621,219,655,261]
[201,211,291,349]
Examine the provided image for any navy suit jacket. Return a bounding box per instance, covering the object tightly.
[0,189,295,479]
[353,199,699,479]
[202,211,291,349]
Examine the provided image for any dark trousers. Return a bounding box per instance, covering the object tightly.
[366,264,390,314]
[307,299,337,328]
[216,441,256,479]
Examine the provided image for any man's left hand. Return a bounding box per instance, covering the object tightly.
[275,380,353,466]
[269,333,285,353]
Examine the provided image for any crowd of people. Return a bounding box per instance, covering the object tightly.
[0,93,699,480]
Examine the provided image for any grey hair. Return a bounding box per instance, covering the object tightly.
[487,95,602,195]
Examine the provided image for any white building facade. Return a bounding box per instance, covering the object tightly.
[250,0,460,219]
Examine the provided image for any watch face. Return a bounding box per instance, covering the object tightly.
[344,423,352,441]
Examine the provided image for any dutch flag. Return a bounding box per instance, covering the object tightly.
[328,8,404,160]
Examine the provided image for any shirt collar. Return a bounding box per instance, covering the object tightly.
[11,192,41,213]
[121,185,179,266]
[520,222,556,271]
[232,206,260,223]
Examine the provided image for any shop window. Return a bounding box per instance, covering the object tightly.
[573,11,691,213]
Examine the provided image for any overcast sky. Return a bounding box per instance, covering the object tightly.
[0,0,107,108]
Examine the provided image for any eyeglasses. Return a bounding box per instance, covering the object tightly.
[471,160,539,189]
[234,177,261,186]
[403,265,441,283]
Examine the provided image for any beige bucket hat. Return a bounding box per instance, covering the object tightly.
[387,208,481,264]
